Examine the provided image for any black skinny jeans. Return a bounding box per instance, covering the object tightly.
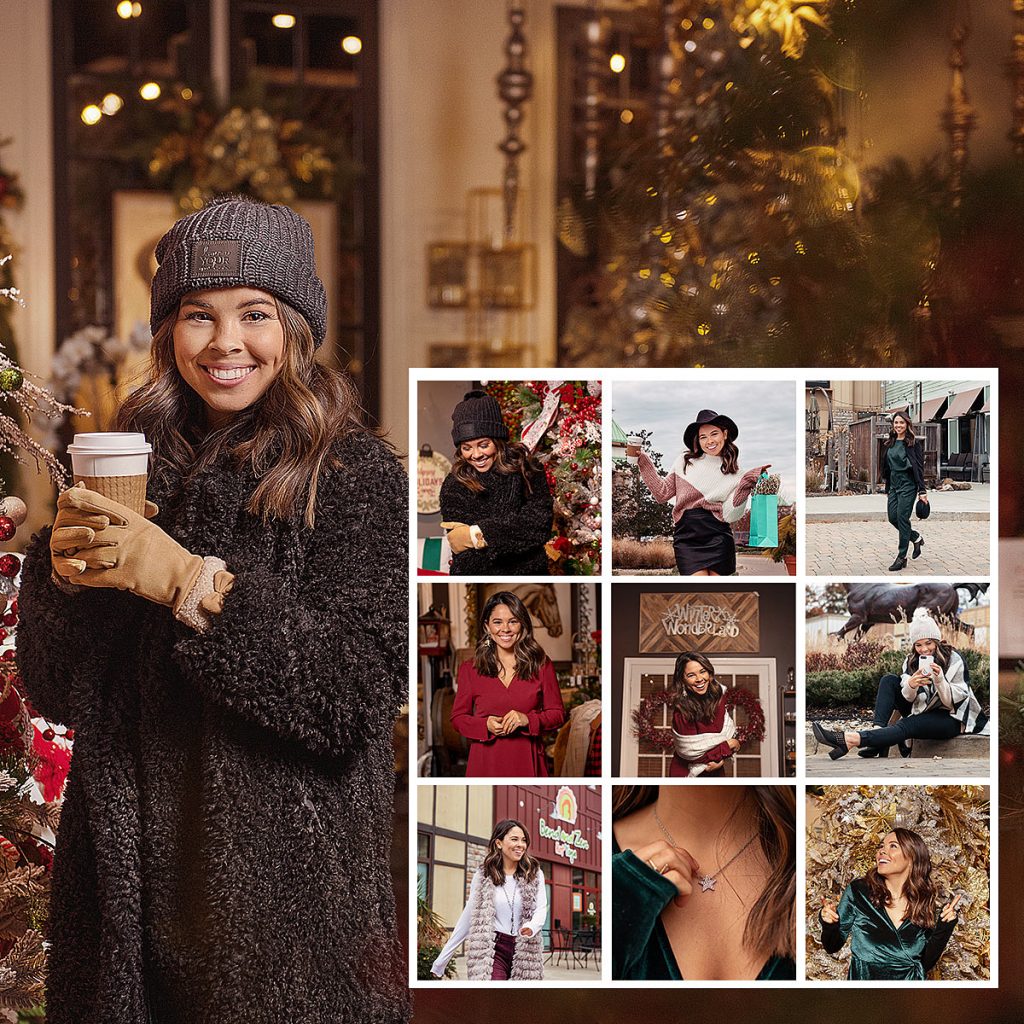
[859,674,960,754]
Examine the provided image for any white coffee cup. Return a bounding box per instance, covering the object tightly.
[68,432,152,477]
[626,434,642,465]
[67,432,152,515]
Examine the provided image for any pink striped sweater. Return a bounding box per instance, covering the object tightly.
[637,451,760,526]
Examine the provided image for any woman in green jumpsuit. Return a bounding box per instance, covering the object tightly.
[881,412,928,571]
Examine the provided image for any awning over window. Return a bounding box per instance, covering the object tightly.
[920,396,946,421]
[942,386,984,419]
[979,401,990,413]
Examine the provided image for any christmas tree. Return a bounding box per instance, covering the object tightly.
[483,381,602,575]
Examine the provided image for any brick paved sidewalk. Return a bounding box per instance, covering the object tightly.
[806,519,990,576]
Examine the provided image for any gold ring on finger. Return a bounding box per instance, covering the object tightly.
[646,858,662,874]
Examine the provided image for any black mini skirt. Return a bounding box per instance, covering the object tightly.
[673,508,736,575]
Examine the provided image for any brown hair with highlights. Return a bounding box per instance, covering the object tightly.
[865,828,937,929]
[474,591,549,682]
[481,819,540,887]
[671,651,724,725]
[452,437,545,495]
[117,299,369,528]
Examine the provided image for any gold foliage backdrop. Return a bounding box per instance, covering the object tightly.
[806,785,990,981]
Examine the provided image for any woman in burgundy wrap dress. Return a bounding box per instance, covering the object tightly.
[451,591,566,777]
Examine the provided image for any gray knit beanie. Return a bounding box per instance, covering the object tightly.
[150,196,328,347]
[451,389,509,445]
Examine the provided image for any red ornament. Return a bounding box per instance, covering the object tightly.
[1,650,14,662]
[0,629,7,643]
[0,516,14,542]
[42,728,55,742]
[0,555,18,579]
[10,599,16,616]
[2,612,15,628]
[66,729,75,740]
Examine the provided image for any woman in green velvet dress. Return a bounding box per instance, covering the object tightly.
[819,828,961,980]
[612,785,795,980]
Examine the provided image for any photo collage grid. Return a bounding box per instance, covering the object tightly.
[409,368,996,988]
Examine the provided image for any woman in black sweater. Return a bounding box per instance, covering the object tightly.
[881,411,927,571]
[18,198,408,1024]
[439,389,554,575]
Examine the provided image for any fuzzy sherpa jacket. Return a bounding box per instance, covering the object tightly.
[17,431,410,1024]
[439,466,553,575]
[466,868,545,980]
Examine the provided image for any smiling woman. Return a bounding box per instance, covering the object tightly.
[818,828,961,980]
[16,197,410,1024]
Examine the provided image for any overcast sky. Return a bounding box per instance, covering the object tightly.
[612,379,798,503]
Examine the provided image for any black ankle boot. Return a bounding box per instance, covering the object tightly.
[812,722,850,759]
[857,746,882,758]
[888,556,907,571]
[912,534,924,560]
[897,740,912,758]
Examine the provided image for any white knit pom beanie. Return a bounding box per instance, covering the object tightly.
[909,608,942,644]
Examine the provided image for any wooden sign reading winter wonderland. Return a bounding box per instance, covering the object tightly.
[639,592,760,653]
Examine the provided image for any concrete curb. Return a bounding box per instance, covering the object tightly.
[807,512,989,523]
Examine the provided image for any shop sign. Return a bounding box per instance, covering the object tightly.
[639,591,759,653]
[572,892,582,912]
[538,818,591,865]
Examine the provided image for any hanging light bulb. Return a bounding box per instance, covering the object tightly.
[116,0,133,17]
[100,93,123,115]
[271,14,296,29]
[609,53,626,74]
[139,82,161,100]
[341,35,363,54]
[81,105,103,126]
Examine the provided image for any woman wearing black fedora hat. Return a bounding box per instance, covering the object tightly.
[629,410,770,576]
[881,411,928,572]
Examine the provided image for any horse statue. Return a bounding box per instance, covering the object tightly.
[832,582,986,641]
[516,583,563,638]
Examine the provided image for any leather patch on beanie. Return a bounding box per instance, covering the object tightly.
[191,239,242,278]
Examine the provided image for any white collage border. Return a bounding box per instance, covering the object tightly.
[406,366,999,989]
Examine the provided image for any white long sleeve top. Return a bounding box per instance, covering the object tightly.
[430,868,547,977]
[637,451,760,526]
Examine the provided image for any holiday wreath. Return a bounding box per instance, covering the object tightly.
[631,687,766,754]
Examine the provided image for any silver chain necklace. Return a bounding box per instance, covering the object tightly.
[653,805,758,893]
[501,874,519,931]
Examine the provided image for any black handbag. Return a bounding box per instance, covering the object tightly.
[916,497,931,519]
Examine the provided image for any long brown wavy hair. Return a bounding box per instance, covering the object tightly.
[613,786,796,960]
[864,828,937,928]
[481,819,540,887]
[116,299,367,527]
[884,411,918,448]
[474,591,548,681]
[670,651,724,725]
[452,437,545,494]
[906,639,955,675]
[682,428,740,475]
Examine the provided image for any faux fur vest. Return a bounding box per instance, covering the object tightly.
[18,432,410,1024]
[464,869,545,981]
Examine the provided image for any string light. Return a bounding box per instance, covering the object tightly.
[180,87,193,100]
[100,93,123,115]
[116,1,142,17]
[81,105,102,126]
[139,82,161,101]
[620,109,634,124]
[609,53,626,74]
[271,14,296,29]
[341,35,362,54]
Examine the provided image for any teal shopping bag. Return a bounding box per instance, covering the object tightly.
[748,492,779,547]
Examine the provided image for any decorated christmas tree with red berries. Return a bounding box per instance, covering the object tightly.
[484,380,602,575]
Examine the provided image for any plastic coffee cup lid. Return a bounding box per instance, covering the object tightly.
[68,432,152,456]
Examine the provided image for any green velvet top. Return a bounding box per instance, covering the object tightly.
[819,879,957,980]
[612,838,795,980]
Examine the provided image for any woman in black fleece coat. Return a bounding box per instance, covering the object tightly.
[439,389,553,576]
[17,199,410,1024]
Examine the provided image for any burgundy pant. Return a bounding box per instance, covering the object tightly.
[491,931,516,979]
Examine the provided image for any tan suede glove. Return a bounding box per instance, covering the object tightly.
[50,486,204,614]
[440,521,487,555]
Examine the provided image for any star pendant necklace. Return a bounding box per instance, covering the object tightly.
[653,804,758,893]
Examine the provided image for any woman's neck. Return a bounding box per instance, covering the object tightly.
[653,786,753,845]
[885,874,909,902]
[502,858,518,876]
[496,649,517,670]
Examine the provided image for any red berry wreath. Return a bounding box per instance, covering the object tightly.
[631,687,766,754]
